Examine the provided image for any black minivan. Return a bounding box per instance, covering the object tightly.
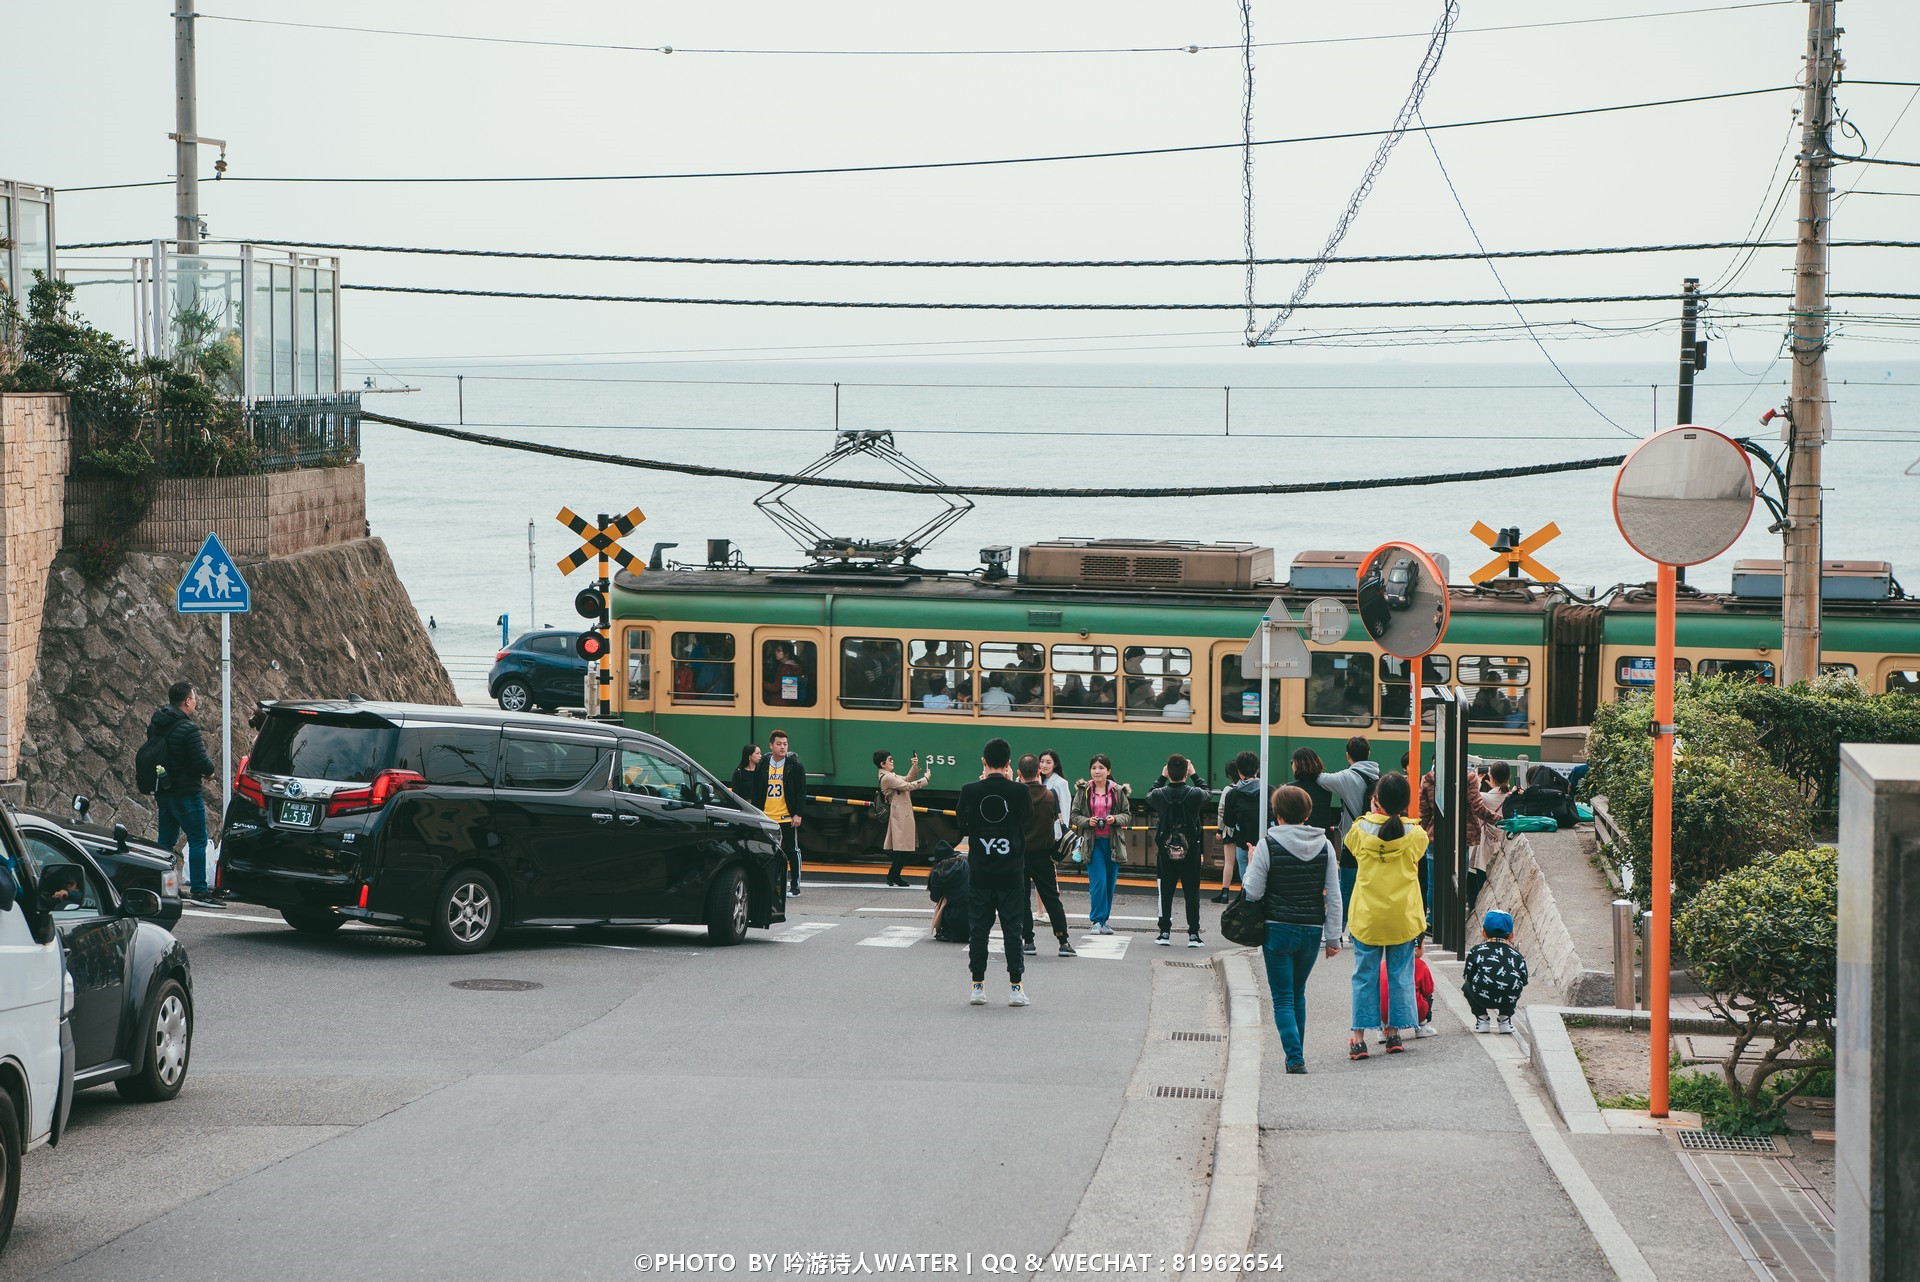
[219,702,787,952]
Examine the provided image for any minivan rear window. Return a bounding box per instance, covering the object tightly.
[250,712,399,783]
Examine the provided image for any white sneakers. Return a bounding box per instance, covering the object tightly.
[969,983,987,1006]
[1008,984,1030,1008]
[1474,1016,1492,1034]
[1497,1016,1515,1035]
[1414,1022,1440,1038]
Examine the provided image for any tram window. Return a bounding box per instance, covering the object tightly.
[980,641,1047,715]
[671,632,735,704]
[1304,652,1375,727]
[1822,663,1857,680]
[910,640,973,714]
[1886,668,1920,695]
[1218,656,1280,724]
[1459,656,1531,730]
[624,629,652,702]
[839,638,902,711]
[1614,655,1691,690]
[1052,644,1118,719]
[760,639,818,708]
[1696,658,1776,684]
[1122,646,1192,720]
[1379,655,1448,728]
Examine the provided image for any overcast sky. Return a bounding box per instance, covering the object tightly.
[9,0,1920,366]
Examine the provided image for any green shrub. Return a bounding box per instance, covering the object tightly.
[1585,694,1811,905]
[1674,846,1837,1124]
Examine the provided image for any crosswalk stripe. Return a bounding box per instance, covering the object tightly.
[1072,933,1131,961]
[772,922,838,943]
[856,925,926,949]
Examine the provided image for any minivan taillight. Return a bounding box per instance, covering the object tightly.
[234,757,266,808]
[326,769,429,817]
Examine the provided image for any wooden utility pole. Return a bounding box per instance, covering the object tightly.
[1676,278,1702,424]
[1783,0,1839,685]
[173,4,199,250]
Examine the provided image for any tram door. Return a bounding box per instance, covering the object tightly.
[620,625,657,732]
[750,627,829,779]
[1206,638,1282,785]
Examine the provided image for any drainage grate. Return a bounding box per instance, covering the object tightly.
[1152,1085,1221,1100]
[1161,960,1212,969]
[1170,1031,1225,1043]
[1674,1130,1789,1155]
[450,978,544,992]
[1673,1144,1835,1282]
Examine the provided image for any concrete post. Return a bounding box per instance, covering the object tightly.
[1612,899,1637,1010]
[1836,744,1920,1282]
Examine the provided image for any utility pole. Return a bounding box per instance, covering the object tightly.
[1783,0,1839,685]
[1675,278,1703,424]
[173,5,199,250]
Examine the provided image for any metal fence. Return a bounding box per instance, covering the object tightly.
[69,393,360,475]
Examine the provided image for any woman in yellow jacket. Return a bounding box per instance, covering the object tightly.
[1343,772,1430,1059]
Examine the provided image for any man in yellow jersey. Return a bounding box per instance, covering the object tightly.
[750,729,807,895]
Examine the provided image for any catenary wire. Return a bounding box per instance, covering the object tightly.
[360,410,1627,497]
[194,3,1796,57]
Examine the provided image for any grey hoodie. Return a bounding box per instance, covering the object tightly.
[1317,758,1381,842]
[1243,823,1344,949]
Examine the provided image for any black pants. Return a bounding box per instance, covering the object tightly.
[969,874,1027,983]
[1464,867,1488,913]
[1022,856,1069,944]
[778,823,801,889]
[1467,994,1516,1019]
[1157,855,1202,934]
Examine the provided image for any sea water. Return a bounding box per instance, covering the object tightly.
[350,358,1920,699]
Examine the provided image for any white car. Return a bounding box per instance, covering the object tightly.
[0,805,75,1254]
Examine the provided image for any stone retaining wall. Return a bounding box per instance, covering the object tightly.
[0,393,69,780]
[65,464,366,559]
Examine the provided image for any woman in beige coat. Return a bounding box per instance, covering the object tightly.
[877,750,932,886]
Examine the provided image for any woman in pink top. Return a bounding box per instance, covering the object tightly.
[1069,754,1133,934]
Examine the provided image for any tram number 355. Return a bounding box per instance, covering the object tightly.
[920,753,959,767]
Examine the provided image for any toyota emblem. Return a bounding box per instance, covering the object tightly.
[284,780,304,798]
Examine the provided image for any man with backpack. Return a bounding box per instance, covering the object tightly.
[1147,754,1208,947]
[956,738,1035,1006]
[140,680,223,907]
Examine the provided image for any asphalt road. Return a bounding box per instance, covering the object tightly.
[7,883,1208,1282]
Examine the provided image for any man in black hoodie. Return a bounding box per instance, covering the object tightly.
[956,738,1033,1007]
[145,680,222,906]
[1148,754,1209,947]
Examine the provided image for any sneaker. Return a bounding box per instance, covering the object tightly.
[1057,939,1077,957]
[1383,1030,1405,1054]
[1349,1037,1370,1061]
[1095,923,1115,936]
[1285,1063,1308,1075]
[1415,1022,1440,1038]
[189,893,226,909]
[1187,932,1203,948]
[1497,1017,1515,1035]
[1156,932,1171,946]
[969,983,987,1006]
[1008,983,1030,1008]
[789,885,801,897]
[1210,893,1231,905]
[1021,938,1037,956]
[1474,1016,1492,1034]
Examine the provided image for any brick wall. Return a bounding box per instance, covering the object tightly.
[65,463,367,558]
[0,393,70,780]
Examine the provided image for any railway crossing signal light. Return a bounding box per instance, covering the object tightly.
[556,506,644,720]
[574,587,605,619]
[575,630,609,662]
[1469,521,1561,584]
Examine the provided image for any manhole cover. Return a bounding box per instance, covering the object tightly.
[1673,1130,1789,1154]
[450,978,544,992]
[1152,1085,1221,1100]
[1170,1031,1225,1042]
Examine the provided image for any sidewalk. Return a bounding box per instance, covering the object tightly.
[1244,949,1756,1281]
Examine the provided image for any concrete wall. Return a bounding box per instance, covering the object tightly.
[65,463,366,559]
[0,393,69,780]
[1479,827,1617,1006]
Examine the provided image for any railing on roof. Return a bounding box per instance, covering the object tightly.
[68,393,360,476]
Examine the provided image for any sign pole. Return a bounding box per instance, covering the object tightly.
[596,512,612,718]
[221,612,232,819]
[1258,614,1271,845]
[1649,561,1677,1116]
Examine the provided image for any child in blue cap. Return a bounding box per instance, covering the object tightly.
[1463,909,1529,1034]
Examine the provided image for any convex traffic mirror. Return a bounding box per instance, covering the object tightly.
[1611,425,1756,567]
[1356,542,1450,659]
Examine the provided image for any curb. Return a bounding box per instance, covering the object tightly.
[1184,949,1263,1271]
[1519,1005,1610,1135]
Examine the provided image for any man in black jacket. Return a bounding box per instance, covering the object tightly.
[956,738,1033,1007]
[1147,753,1208,947]
[1017,754,1075,959]
[749,730,807,895]
[145,680,222,906]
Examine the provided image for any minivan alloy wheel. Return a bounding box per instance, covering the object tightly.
[729,877,748,936]
[448,882,494,944]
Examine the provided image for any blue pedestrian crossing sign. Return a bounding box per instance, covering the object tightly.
[176,533,251,614]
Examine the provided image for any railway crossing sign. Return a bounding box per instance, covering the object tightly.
[1469,521,1561,584]
[557,507,645,576]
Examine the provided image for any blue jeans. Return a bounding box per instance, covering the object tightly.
[1087,837,1117,925]
[1232,845,1249,888]
[1338,865,1356,930]
[1262,921,1322,1068]
[157,790,211,894]
[1351,937,1418,1031]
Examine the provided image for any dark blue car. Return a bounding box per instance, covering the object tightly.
[487,631,588,712]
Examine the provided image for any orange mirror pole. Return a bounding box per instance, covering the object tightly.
[1649,561,1677,1117]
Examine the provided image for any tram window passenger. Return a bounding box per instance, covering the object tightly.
[1378,655,1445,728]
[981,674,1016,714]
[1052,644,1118,720]
[1459,656,1530,730]
[910,640,972,714]
[1304,652,1374,727]
[672,632,735,703]
[1885,667,1920,695]
[761,640,818,707]
[839,637,902,711]
[625,628,652,701]
[1696,658,1776,685]
[1218,657,1281,724]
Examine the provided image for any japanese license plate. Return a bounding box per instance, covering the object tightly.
[279,799,318,827]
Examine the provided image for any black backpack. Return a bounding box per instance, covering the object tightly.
[1159,786,1200,860]
[134,728,171,795]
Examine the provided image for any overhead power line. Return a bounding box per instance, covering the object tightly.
[56,86,1794,192]
[64,236,1920,265]
[195,4,1795,57]
[361,411,1628,498]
